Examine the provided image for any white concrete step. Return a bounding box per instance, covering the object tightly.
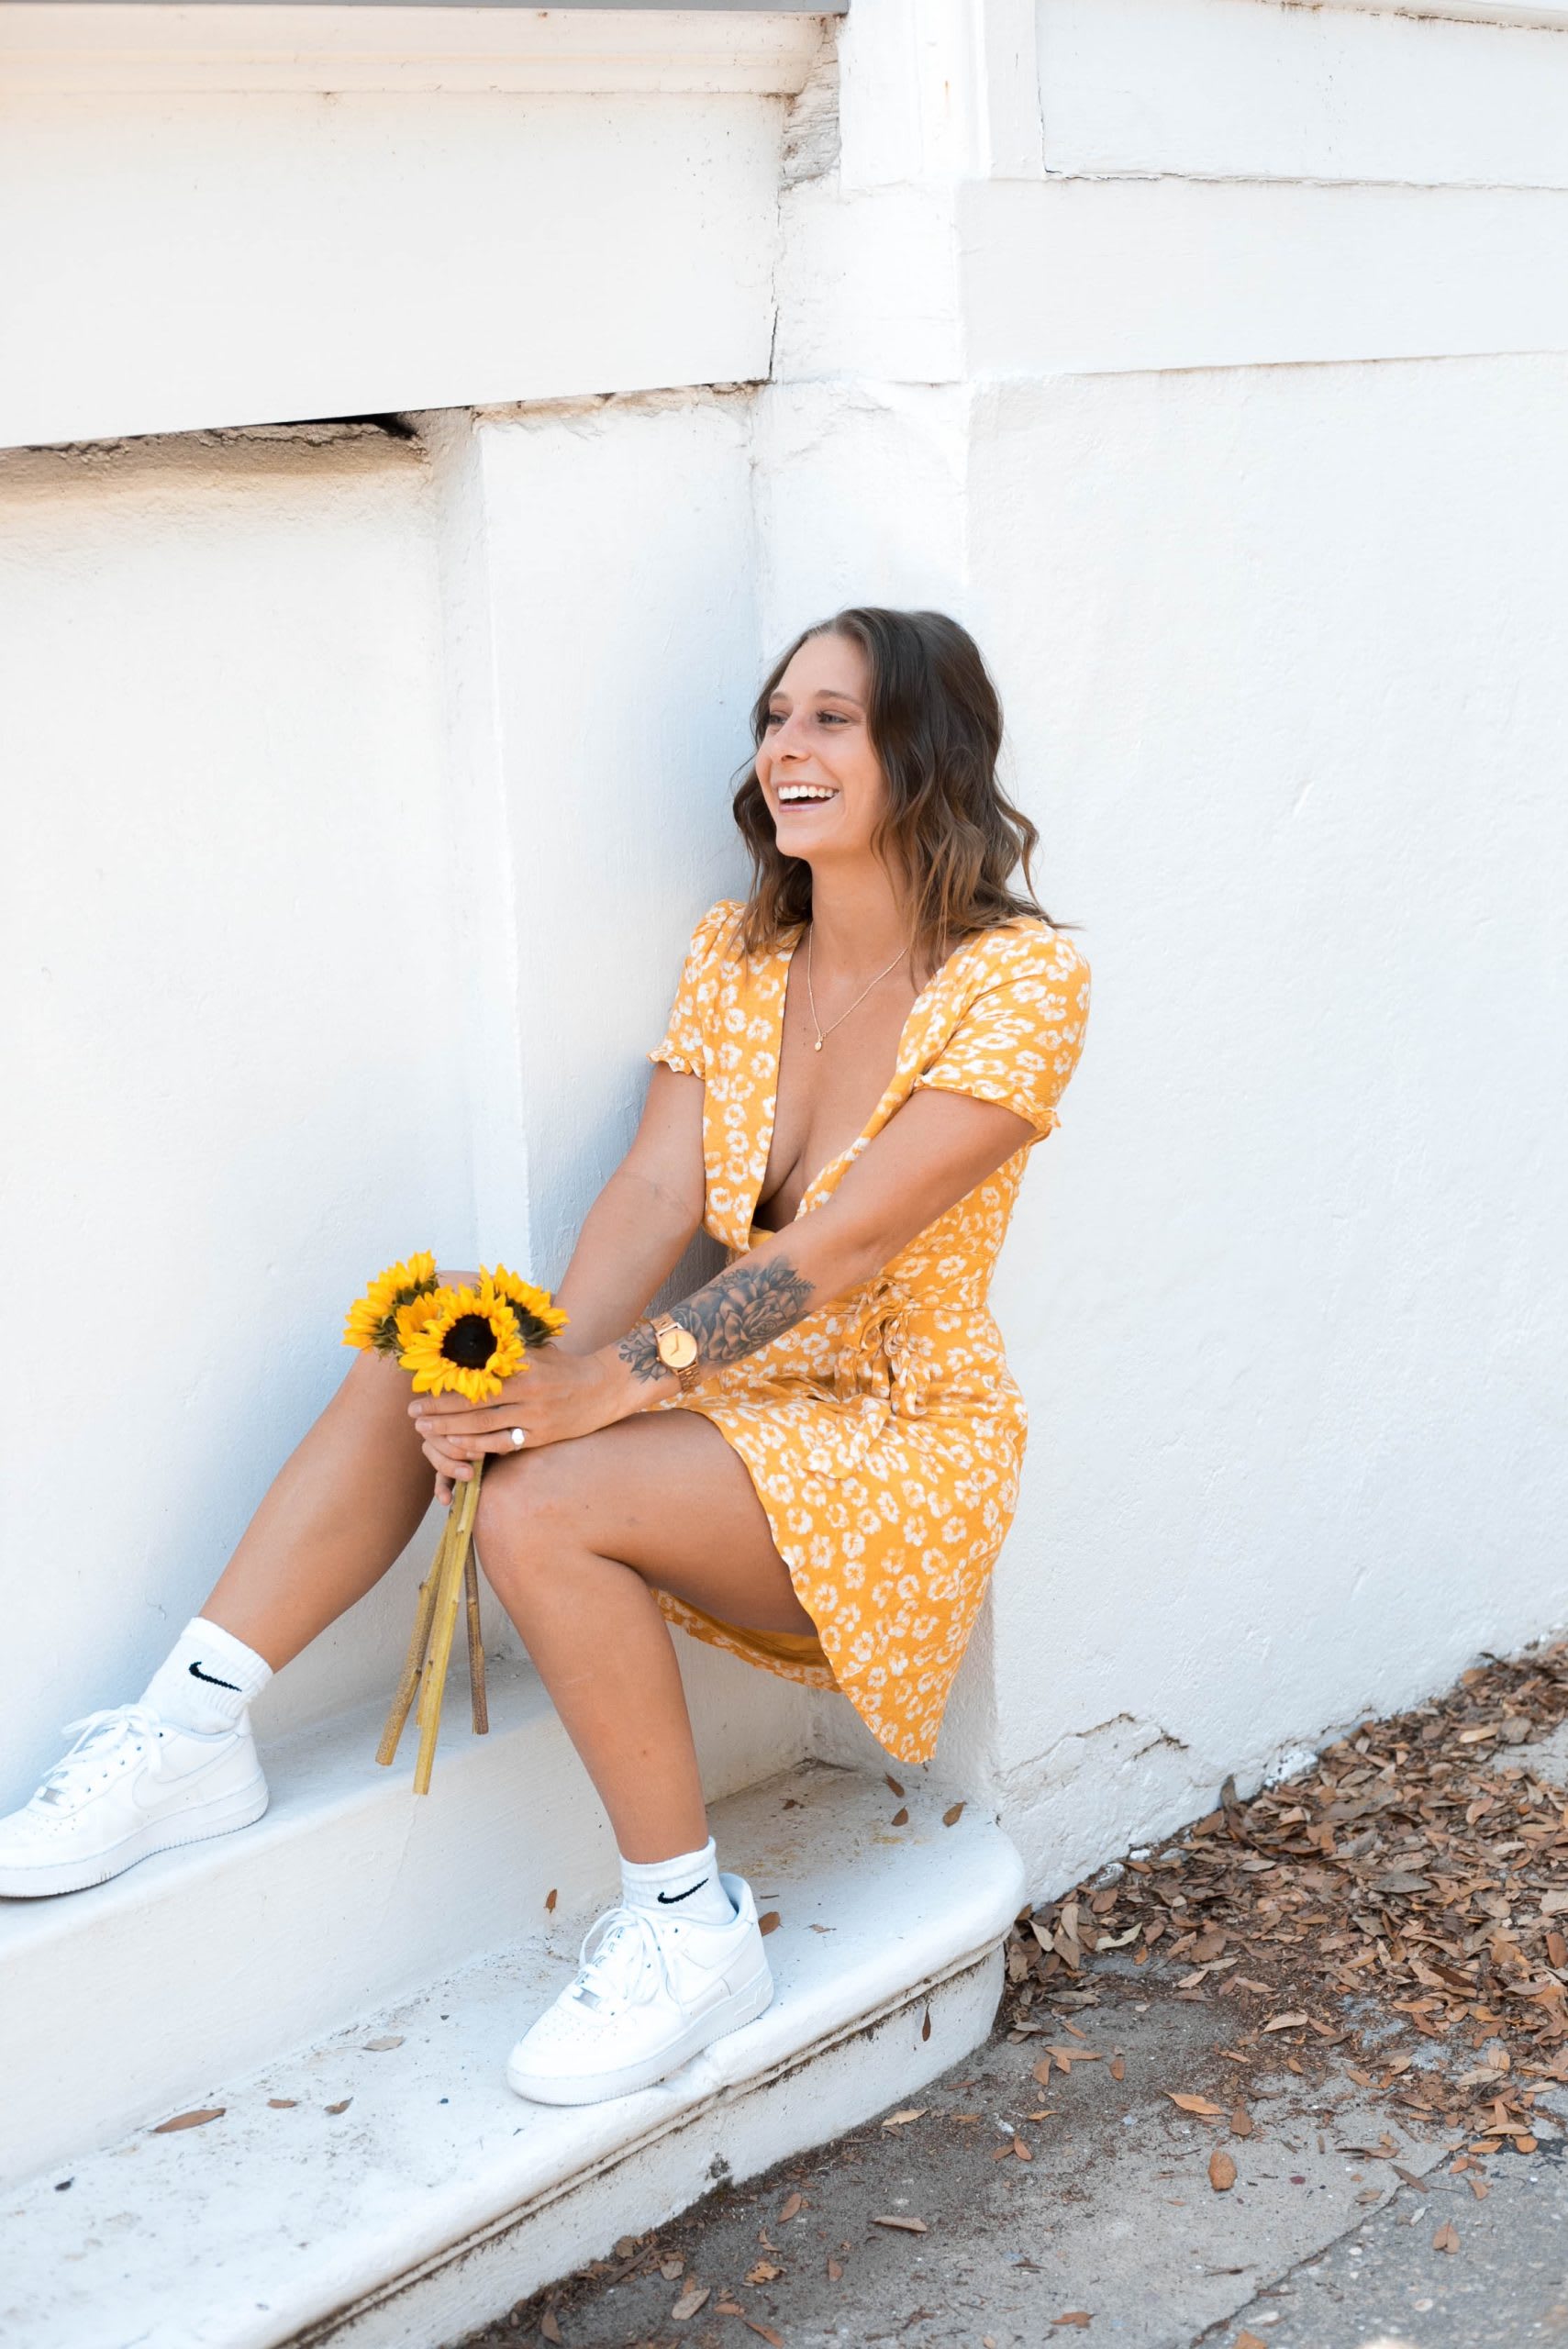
[0,1762,1022,2349]
[0,1653,806,2189]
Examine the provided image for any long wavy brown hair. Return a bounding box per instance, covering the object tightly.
[729,607,1074,976]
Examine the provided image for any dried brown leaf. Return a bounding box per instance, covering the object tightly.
[545,1887,557,1912]
[1262,2011,1309,2033]
[778,2192,806,2223]
[745,2261,783,2285]
[1165,2093,1226,2117]
[882,2109,928,2129]
[759,1911,782,1936]
[151,2108,225,2133]
[1051,2316,1093,2330]
[890,1807,910,1828]
[1109,2056,1126,2082]
[743,2325,784,2347]
[670,2284,709,2321]
[325,2099,352,2116]
[827,2257,843,2280]
[361,2036,404,2052]
[872,2215,928,2232]
[660,2254,685,2279]
[943,1802,966,1827]
[1208,2150,1238,2192]
[885,1774,905,1797]
[1229,2108,1254,2138]
[540,2313,562,2344]
[267,2099,297,2110]
[1433,2221,1460,2253]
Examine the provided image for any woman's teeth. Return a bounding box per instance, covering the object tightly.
[777,786,838,804]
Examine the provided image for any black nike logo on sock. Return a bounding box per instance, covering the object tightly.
[188,1661,241,1692]
[656,1878,710,1905]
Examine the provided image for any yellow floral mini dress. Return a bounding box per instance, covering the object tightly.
[647,897,1091,1766]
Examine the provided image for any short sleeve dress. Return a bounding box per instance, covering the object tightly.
[647,898,1091,1766]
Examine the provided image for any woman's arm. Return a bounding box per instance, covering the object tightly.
[412,1082,1034,1478]
[547,1064,707,1358]
[616,1085,1033,1395]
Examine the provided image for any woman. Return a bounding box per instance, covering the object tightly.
[0,607,1091,2109]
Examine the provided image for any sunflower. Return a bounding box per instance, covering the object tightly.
[488,1263,569,1349]
[343,1251,439,1353]
[396,1280,527,1403]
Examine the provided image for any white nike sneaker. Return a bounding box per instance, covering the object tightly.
[506,1871,775,2106]
[0,1704,269,1898]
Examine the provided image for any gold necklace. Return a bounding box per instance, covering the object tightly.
[805,923,910,1052]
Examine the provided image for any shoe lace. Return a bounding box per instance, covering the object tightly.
[568,1903,673,2015]
[30,1705,161,1809]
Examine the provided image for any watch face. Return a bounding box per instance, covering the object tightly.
[659,1322,699,1371]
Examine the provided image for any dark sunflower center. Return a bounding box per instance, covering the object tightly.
[441,1313,498,1368]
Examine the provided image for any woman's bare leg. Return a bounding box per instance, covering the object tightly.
[475,1408,813,1862]
[198,1350,438,1670]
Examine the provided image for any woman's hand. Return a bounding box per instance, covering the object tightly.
[410,1345,641,1501]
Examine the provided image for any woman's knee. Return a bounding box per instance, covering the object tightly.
[474,1448,575,1586]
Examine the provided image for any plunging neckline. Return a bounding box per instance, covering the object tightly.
[748,922,988,1236]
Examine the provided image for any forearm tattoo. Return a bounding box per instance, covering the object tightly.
[618,1254,817,1385]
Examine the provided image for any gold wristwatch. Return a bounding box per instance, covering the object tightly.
[648,1313,703,1393]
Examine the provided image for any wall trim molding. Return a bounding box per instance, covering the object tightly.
[0,4,834,95]
[1306,1,1568,29]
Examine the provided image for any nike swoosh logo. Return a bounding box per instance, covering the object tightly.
[189,1661,241,1691]
[657,1878,711,1905]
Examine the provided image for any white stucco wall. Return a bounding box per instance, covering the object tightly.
[0,428,465,1798]
[6,0,1567,1901]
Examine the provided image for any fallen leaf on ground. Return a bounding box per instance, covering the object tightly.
[1229,2108,1254,2137]
[1433,2221,1461,2253]
[716,2300,745,2316]
[759,1912,781,1936]
[1051,2315,1093,2330]
[670,2285,709,2321]
[660,2254,685,2279]
[545,1887,557,1912]
[325,2099,352,2116]
[1209,2150,1238,2192]
[1235,2334,1269,2349]
[539,2313,562,2344]
[745,2262,782,2285]
[1013,2136,1033,2161]
[1165,2093,1226,2117]
[885,1774,905,1797]
[267,2099,297,2110]
[943,1802,966,1826]
[872,2215,929,2232]
[1109,2055,1126,2082]
[882,2108,928,2129]
[778,2191,806,2222]
[743,2326,784,2346]
[826,2257,843,2281]
[361,2036,404,2052]
[1033,2055,1053,2085]
[151,2109,225,2133]
[1262,2012,1309,2033]
[890,1807,909,1827]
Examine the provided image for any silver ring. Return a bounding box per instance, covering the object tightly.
[509,1426,527,1450]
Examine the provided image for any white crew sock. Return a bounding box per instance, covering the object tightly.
[620,1836,736,1927]
[139,1616,273,1735]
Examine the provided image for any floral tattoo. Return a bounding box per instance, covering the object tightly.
[620,1255,817,1384]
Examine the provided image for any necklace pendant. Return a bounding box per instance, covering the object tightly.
[814,1037,824,1052]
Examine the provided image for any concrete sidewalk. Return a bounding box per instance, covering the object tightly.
[451,1972,1566,2348]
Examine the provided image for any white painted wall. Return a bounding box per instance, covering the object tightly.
[6,0,1567,1909]
[0,429,465,1798]
[0,8,819,451]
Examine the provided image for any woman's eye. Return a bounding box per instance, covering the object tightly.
[763,710,784,729]
[817,711,848,725]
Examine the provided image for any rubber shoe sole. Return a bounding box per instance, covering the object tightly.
[506,1961,776,2106]
[0,1776,270,1899]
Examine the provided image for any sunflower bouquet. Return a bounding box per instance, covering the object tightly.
[343,1252,566,1793]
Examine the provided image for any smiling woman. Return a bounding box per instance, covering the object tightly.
[0,606,1091,2117]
